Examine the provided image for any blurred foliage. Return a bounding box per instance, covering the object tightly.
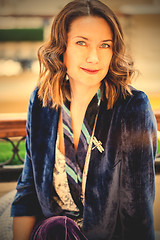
[0,28,44,41]
[0,140,25,165]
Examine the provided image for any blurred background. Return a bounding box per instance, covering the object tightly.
[0,0,160,113]
[0,0,160,235]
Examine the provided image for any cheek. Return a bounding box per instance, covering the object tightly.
[103,52,113,67]
[63,49,78,68]
[63,54,72,71]
[102,54,113,75]
[63,52,67,67]
[103,56,112,71]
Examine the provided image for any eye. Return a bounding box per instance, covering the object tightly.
[100,43,110,49]
[76,41,86,46]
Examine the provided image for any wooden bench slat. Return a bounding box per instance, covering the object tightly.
[0,121,26,130]
[0,113,27,138]
[0,129,26,138]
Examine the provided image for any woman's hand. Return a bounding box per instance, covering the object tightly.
[13,216,36,240]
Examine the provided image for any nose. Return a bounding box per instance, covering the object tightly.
[86,47,99,64]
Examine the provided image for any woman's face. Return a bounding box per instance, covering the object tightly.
[63,16,113,90]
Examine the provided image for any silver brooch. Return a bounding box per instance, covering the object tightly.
[92,136,104,153]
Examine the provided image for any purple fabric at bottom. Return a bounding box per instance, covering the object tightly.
[30,216,88,240]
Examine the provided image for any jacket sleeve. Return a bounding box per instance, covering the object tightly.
[120,91,157,240]
[11,89,42,217]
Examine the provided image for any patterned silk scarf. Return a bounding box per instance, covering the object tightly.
[62,88,101,214]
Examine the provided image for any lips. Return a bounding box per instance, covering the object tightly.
[80,67,99,74]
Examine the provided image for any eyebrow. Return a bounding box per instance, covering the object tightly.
[73,36,113,42]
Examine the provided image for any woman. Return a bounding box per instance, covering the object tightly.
[11,0,157,239]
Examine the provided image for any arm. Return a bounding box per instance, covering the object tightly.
[11,90,42,235]
[120,91,157,240]
[13,216,36,240]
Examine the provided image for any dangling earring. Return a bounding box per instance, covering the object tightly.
[65,73,69,81]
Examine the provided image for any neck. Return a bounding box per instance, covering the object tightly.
[70,82,100,110]
[69,81,100,153]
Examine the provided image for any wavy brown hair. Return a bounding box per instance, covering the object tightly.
[38,0,135,109]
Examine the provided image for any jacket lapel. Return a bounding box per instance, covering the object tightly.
[83,100,119,222]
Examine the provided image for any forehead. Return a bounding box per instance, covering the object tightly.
[68,16,113,39]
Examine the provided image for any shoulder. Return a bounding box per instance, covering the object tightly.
[27,86,59,123]
[122,86,153,117]
[28,86,40,107]
[125,86,151,110]
[28,86,56,112]
[26,86,43,123]
[112,86,151,116]
[121,86,157,131]
[129,86,150,106]
[113,86,154,123]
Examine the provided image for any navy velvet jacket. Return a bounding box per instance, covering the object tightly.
[11,87,157,240]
